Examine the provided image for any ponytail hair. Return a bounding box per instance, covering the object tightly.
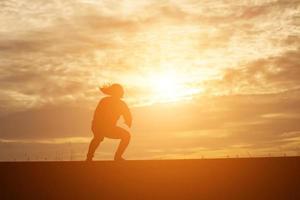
[100,83,124,98]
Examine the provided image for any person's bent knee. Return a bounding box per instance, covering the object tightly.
[122,131,131,142]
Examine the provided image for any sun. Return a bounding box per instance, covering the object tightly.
[147,70,200,103]
[151,71,181,99]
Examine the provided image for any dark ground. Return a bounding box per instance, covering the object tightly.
[0,157,299,200]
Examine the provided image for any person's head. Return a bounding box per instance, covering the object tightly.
[100,83,124,98]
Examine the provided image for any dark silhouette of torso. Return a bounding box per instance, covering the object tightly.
[92,96,130,131]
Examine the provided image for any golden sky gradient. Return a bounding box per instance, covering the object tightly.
[0,0,300,160]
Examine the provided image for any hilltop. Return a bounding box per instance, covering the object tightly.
[0,157,299,200]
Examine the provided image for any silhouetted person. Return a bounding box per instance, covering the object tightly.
[86,83,132,161]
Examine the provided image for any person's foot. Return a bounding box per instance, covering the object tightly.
[86,155,93,162]
[114,156,125,161]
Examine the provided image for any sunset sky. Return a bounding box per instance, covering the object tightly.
[0,0,300,160]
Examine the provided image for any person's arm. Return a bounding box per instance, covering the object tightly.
[122,102,132,128]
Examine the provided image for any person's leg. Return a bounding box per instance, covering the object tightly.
[105,127,131,161]
[86,135,103,161]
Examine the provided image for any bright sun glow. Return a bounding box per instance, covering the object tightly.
[147,70,201,103]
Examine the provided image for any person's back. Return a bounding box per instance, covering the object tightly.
[87,83,132,161]
[93,96,124,128]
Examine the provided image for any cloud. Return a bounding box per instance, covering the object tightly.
[0,105,93,139]
[1,0,299,110]
[2,89,300,140]
[211,48,300,94]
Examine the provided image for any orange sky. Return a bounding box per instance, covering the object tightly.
[0,0,300,160]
